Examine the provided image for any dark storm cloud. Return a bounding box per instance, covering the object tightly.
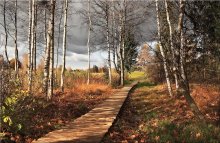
[0,0,157,50]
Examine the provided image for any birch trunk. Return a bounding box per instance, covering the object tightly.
[87,0,91,85]
[47,0,55,100]
[61,0,68,92]
[118,14,121,84]
[155,0,173,97]
[14,0,19,78]
[164,0,179,91]
[119,13,124,86]
[44,9,47,55]
[105,4,112,85]
[119,0,127,86]
[178,0,204,119]
[28,0,33,93]
[33,3,37,72]
[56,4,63,75]
[31,0,35,73]
[43,8,50,94]
[112,0,119,73]
[3,0,9,64]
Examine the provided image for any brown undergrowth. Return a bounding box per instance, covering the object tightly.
[1,83,112,143]
[103,82,220,143]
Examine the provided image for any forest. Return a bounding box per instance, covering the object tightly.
[0,0,219,143]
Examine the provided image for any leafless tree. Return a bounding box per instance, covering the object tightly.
[14,0,19,78]
[3,0,9,64]
[164,0,179,91]
[61,0,69,92]
[155,0,173,97]
[177,0,204,119]
[87,0,92,85]
[28,0,33,94]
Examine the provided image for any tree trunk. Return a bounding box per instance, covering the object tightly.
[14,0,19,78]
[28,0,33,94]
[33,3,37,72]
[120,0,127,86]
[43,7,50,94]
[56,3,64,80]
[105,4,112,85]
[112,0,119,74]
[87,0,91,85]
[164,0,179,91]
[44,8,47,55]
[3,0,9,64]
[61,0,68,92]
[31,0,35,73]
[155,0,173,97]
[47,0,55,100]
[178,0,204,120]
[118,13,124,86]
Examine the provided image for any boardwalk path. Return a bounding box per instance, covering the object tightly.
[33,82,137,143]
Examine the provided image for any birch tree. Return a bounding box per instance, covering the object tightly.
[119,12,124,86]
[3,0,9,64]
[61,0,68,92]
[28,0,33,93]
[31,0,36,74]
[56,2,64,75]
[87,0,91,85]
[44,6,47,55]
[178,0,204,119]
[164,0,179,91]
[105,2,112,85]
[155,0,173,97]
[33,3,38,71]
[14,0,19,78]
[47,0,55,100]
[111,0,118,73]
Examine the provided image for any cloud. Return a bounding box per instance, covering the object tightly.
[0,0,157,69]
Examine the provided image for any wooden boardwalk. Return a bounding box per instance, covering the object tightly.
[33,82,137,143]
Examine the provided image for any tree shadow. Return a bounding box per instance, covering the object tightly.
[136,82,156,88]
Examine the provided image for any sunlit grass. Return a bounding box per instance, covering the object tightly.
[103,82,220,143]
[128,71,146,81]
[135,83,220,143]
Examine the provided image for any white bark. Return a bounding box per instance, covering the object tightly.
[47,0,55,100]
[33,3,37,71]
[87,0,91,85]
[56,4,64,72]
[155,0,173,97]
[28,0,33,93]
[164,0,179,90]
[14,0,19,78]
[105,3,112,85]
[61,0,68,92]
[44,9,47,55]
[43,8,50,95]
[119,12,124,86]
[3,0,9,64]
[112,0,119,73]
[31,0,36,73]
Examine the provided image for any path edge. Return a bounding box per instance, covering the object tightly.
[100,81,139,142]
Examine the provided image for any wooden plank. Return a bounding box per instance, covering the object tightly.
[33,82,137,143]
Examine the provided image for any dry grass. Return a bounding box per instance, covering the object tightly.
[103,82,220,143]
[191,84,220,122]
[74,83,111,96]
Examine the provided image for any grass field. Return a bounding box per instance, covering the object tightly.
[125,71,146,86]
[103,82,220,143]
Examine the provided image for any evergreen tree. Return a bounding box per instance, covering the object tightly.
[124,31,138,72]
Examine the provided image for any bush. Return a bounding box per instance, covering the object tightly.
[1,81,29,134]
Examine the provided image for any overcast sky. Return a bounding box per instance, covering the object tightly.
[0,0,157,69]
